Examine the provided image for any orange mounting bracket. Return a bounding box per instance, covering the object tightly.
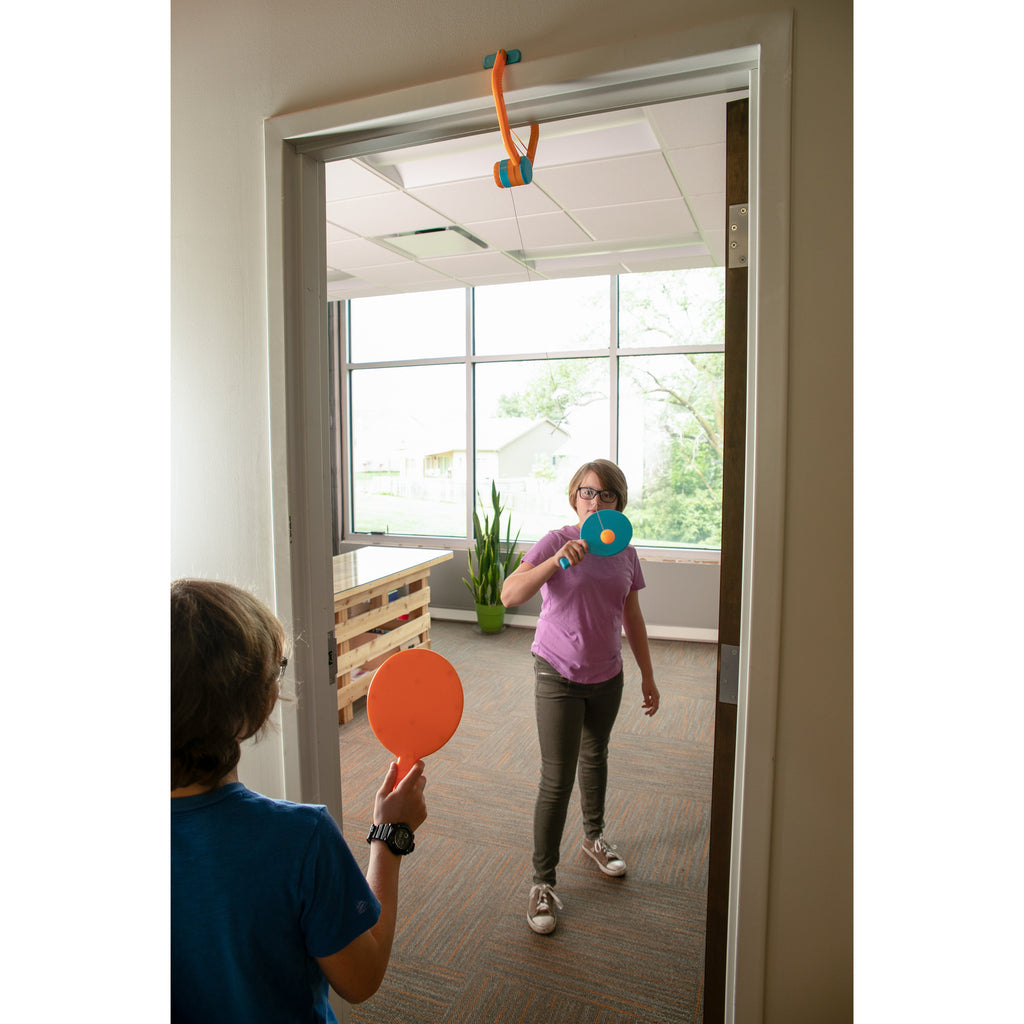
[484,48,539,188]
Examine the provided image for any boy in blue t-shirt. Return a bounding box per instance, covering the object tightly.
[171,578,428,1023]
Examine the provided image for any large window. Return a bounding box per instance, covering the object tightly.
[336,268,725,551]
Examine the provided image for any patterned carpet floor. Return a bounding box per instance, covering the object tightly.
[338,619,716,1024]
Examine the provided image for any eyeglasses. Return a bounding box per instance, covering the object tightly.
[576,486,618,504]
[278,657,288,679]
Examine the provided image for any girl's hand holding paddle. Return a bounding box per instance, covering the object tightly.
[373,760,427,832]
[555,537,588,569]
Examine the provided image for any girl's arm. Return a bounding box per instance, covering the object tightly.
[500,536,587,608]
[623,590,660,716]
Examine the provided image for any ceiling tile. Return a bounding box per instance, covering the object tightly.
[532,118,660,169]
[465,212,592,251]
[325,160,399,201]
[666,143,727,197]
[408,176,558,223]
[619,245,711,273]
[326,192,450,237]
[703,228,726,267]
[327,237,407,271]
[419,250,526,278]
[327,279,397,300]
[572,198,698,243]
[621,253,717,274]
[349,261,459,288]
[687,193,727,235]
[645,91,743,149]
[363,130,504,189]
[533,257,630,277]
[327,222,357,244]
[537,152,680,210]
[460,267,546,287]
[367,109,660,188]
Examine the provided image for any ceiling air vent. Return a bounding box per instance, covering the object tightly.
[375,226,488,259]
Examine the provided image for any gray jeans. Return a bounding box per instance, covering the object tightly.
[532,655,624,886]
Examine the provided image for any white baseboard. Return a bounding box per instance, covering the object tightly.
[430,608,717,645]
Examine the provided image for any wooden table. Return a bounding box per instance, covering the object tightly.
[333,546,454,723]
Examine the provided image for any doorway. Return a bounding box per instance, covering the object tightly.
[265,15,791,1020]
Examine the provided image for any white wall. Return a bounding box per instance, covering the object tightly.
[171,1,852,1020]
[387,549,722,638]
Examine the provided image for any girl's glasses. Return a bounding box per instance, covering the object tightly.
[576,486,617,503]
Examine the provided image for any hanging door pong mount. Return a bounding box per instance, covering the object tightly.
[484,47,539,189]
[559,509,633,568]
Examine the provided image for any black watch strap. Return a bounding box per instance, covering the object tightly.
[366,822,415,855]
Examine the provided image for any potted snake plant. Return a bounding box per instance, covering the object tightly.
[463,482,523,633]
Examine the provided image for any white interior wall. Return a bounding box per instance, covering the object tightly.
[171,1,852,1020]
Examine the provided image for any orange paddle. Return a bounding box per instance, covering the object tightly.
[366,648,464,782]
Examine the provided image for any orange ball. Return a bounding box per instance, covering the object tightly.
[600,528,615,545]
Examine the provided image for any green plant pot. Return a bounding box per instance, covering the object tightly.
[475,602,505,634]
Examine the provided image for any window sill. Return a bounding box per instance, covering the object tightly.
[343,536,720,566]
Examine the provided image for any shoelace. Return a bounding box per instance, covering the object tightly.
[594,838,623,862]
[533,884,563,913]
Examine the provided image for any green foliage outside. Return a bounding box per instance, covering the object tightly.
[624,349,724,548]
[498,268,726,548]
[496,360,605,429]
[621,269,725,547]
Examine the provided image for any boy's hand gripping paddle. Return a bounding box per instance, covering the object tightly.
[366,648,464,782]
[559,508,633,569]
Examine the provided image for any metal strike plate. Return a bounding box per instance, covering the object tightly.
[719,644,739,705]
[728,204,749,269]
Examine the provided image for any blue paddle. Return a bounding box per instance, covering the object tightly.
[559,509,633,568]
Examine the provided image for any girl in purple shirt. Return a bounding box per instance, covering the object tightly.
[501,459,660,934]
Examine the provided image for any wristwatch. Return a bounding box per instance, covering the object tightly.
[366,822,416,855]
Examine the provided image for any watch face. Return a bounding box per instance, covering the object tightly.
[391,824,414,852]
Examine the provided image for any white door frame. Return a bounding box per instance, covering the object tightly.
[263,12,791,1022]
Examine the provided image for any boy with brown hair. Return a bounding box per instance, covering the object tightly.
[171,578,426,1022]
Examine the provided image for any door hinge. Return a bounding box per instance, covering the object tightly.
[327,631,336,680]
[727,204,749,269]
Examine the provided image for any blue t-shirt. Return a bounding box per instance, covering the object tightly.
[171,783,380,1023]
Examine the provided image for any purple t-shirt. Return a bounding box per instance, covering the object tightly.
[524,524,645,684]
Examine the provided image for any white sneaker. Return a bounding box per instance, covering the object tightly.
[527,883,563,934]
[582,835,627,877]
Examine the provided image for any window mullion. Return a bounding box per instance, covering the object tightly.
[466,287,475,541]
[609,274,619,459]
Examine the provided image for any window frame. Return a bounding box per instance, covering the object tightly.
[335,272,725,562]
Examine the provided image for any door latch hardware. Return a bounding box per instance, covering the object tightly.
[718,644,739,705]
